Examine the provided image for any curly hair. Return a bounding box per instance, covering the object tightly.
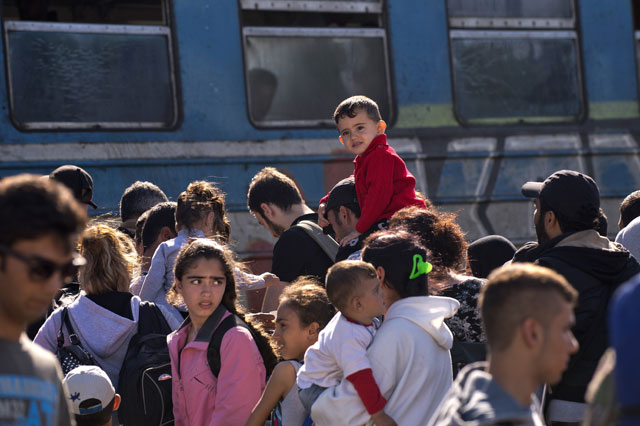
[279,277,335,331]
[176,181,231,242]
[390,206,467,277]
[78,224,138,294]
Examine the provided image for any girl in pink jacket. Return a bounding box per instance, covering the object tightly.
[167,239,277,426]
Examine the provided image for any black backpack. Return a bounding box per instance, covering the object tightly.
[118,302,174,426]
[206,313,276,378]
[55,307,97,375]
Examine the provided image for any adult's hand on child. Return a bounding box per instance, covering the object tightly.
[317,203,330,228]
[371,411,398,426]
[339,230,360,246]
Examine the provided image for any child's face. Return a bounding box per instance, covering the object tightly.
[357,276,386,322]
[272,303,316,361]
[176,257,226,328]
[337,110,385,156]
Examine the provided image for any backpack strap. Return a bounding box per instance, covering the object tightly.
[137,301,172,335]
[60,307,83,346]
[206,314,252,378]
[295,220,339,261]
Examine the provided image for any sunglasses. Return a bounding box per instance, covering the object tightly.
[0,245,86,284]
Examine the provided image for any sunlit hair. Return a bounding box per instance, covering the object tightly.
[279,277,336,331]
[362,230,429,298]
[480,263,578,352]
[167,238,278,374]
[333,95,382,123]
[78,224,138,295]
[175,181,231,242]
[325,260,377,312]
[390,206,467,289]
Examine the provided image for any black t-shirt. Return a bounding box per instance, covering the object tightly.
[271,213,334,283]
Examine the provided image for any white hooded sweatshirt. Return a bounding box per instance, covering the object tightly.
[311,295,459,426]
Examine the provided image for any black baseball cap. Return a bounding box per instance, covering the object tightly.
[521,170,599,223]
[326,177,358,213]
[49,165,98,209]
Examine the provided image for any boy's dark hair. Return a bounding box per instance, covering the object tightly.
[333,95,382,124]
[539,196,600,234]
[620,190,640,229]
[390,206,466,291]
[279,277,336,330]
[247,167,304,217]
[362,230,429,299]
[325,260,377,311]
[142,202,177,251]
[75,397,115,426]
[479,263,578,352]
[176,181,230,242]
[119,181,168,222]
[0,174,87,251]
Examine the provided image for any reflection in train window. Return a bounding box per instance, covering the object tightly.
[239,1,393,128]
[2,0,177,131]
[446,0,584,125]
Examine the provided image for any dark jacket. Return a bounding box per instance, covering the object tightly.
[513,230,640,402]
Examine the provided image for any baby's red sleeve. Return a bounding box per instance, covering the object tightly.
[346,368,386,415]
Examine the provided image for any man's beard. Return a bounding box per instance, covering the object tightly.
[264,215,285,238]
[535,212,550,244]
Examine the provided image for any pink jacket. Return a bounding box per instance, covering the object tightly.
[167,308,266,426]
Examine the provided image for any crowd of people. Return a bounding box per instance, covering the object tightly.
[1,95,639,426]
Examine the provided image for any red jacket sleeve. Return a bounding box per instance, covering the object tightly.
[356,151,395,233]
[346,368,386,415]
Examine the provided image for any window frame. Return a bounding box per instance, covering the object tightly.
[446,0,586,126]
[238,0,393,129]
[3,17,179,131]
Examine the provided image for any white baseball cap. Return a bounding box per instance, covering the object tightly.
[63,366,115,415]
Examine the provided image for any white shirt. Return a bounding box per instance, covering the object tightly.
[297,312,379,389]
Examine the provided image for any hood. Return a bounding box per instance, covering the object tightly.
[385,295,459,350]
[514,230,640,286]
[433,363,539,425]
[547,230,640,285]
[67,295,140,359]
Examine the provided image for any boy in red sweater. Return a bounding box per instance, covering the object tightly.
[319,95,426,244]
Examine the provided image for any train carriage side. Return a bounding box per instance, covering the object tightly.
[0,0,639,261]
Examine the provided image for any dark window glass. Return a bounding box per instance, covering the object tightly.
[243,30,391,126]
[447,0,573,19]
[451,34,582,122]
[6,24,176,129]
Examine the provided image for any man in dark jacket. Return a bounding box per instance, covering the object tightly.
[514,170,640,419]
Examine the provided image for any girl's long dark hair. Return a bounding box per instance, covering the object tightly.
[170,238,277,375]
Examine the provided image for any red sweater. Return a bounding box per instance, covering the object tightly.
[352,134,426,233]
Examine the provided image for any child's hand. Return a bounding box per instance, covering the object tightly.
[317,203,330,228]
[260,272,280,288]
[371,410,398,426]
[339,230,360,246]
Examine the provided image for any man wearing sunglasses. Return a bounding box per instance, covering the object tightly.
[0,174,87,426]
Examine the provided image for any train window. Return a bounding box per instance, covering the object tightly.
[446,0,584,125]
[239,1,393,128]
[2,0,177,131]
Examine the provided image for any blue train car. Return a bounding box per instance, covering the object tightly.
[1,0,639,261]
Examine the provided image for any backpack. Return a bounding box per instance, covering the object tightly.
[118,302,174,426]
[207,313,276,378]
[295,220,339,261]
[55,307,97,375]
